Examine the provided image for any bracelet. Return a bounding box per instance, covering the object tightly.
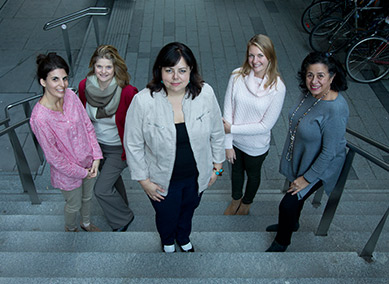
[213,167,224,176]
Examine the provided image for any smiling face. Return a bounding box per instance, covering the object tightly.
[40,68,68,99]
[161,57,191,95]
[248,45,269,78]
[305,63,335,97]
[94,58,115,88]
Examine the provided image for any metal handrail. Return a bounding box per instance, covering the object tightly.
[5,94,44,165]
[43,7,110,31]
[43,7,110,72]
[1,93,43,204]
[313,127,389,262]
[346,128,389,154]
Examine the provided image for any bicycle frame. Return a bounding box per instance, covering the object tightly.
[325,0,383,49]
[371,40,388,65]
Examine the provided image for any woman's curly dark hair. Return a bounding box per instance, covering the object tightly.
[298,52,348,93]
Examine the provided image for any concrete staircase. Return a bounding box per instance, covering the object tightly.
[1,166,388,283]
[1,0,388,282]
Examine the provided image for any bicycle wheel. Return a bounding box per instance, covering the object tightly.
[346,36,389,83]
[301,0,342,33]
[309,18,352,53]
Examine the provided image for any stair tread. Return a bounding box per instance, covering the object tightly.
[0,251,388,279]
[1,214,388,232]
[0,231,388,253]
[0,278,388,284]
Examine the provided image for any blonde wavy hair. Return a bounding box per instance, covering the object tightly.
[87,45,130,88]
[235,34,281,89]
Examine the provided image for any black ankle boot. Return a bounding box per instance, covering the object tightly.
[265,240,288,252]
[266,223,299,232]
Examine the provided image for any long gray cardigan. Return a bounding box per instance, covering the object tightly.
[279,93,349,199]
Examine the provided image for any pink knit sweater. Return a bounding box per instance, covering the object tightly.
[223,68,286,156]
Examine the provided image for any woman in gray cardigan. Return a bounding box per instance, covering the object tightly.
[266,52,349,252]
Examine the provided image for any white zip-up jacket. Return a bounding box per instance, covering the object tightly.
[124,83,225,196]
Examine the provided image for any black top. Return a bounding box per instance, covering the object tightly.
[171,122,198,181]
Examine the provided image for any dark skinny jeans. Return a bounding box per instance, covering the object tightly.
[275,180,323,246]
[231,146,268,204]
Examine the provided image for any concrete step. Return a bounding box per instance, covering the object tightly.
[1,214,387,233]
[0,231,388,253]
[1,199,388,216]
[0,252,388,279]
[1,186,388,202]
[0,278,388,284]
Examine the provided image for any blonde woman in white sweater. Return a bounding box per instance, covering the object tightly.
[223,34,286,215]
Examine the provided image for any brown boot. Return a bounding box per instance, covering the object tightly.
[223,198,242,215]
[236,202,251,215]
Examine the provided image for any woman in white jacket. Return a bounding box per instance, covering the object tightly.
[124,42,225,253]
[223,34,286,215]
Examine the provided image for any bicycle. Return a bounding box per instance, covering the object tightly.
[301,0,346,33]
[309,0,383,53]
[345,35,389,83]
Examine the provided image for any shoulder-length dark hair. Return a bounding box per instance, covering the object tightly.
[147,42,204,99]
[298,52,348,93]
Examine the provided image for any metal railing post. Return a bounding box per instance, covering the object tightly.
[311,186,324,208]
[315,149,356,236]
[2,93,44,204]
[61,24,73,73]
[22,102,44,164]
[42,7,110,72]
[2,120,41,205]
[359,206,389,262]
[93,16,101,45]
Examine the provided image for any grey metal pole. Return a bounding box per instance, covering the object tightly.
[93,16,101,45]
[61,24,73,73]
[311,186,324,208]
[359,206,389,262]
[3,121,41,205]
[315,149,355,236]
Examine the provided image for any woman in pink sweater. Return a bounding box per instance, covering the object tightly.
[30,53,103,232]
[223,34,286,215]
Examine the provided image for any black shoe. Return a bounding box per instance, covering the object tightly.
[266,223,299,232]
[265,240,288,252]
[113,215,134,232]
[179,245,195,252]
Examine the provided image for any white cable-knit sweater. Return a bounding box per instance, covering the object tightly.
[223,68,286,156]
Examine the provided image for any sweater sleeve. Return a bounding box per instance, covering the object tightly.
[77,79,87,107]
[30,117,89,180]
[303,105,348,182]
[123,93,150,181]
[230,81,286,135]
[72,91,103,160]
[223,73,235,149]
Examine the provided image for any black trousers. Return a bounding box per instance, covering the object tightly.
[275,180,323,246]
[150,175,202,246]
[231,147,268,204]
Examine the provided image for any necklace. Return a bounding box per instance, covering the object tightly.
[285,89,330,162]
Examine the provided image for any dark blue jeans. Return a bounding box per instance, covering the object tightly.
[150,175,202,246]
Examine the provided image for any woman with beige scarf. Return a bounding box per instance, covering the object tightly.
[78,45,138,232]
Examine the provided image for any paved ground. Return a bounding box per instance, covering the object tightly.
[0,0,388,191]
